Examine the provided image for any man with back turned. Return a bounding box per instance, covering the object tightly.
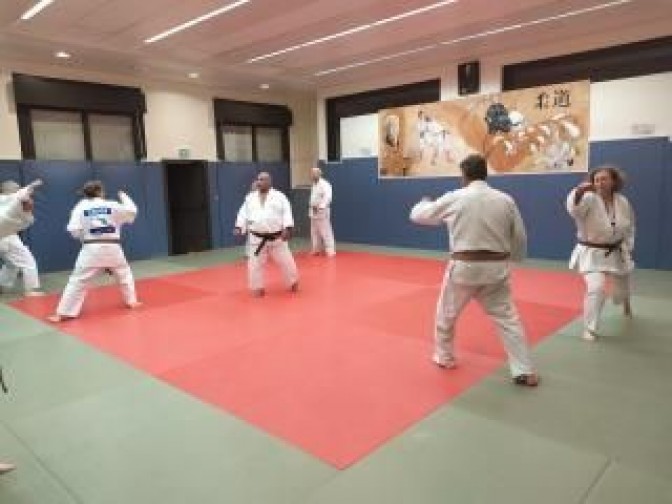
[410,154,539,387]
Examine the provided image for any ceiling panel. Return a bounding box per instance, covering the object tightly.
[0,0,669,91]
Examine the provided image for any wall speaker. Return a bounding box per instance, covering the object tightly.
[458,61,480,96]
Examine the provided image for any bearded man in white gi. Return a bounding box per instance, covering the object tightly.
[309,167,335,257]
[235,172,298,297]
[0,178,41,476]
[410,154,539,387]
[567,166,635,342]
[0,180,44,297]
[48,181,141,322]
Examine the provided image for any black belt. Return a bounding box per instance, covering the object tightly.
[83,239,121,244]
[0,366,8,394]
[578,239,623,257]
[251,231,282,256]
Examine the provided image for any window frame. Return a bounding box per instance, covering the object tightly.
[213,98,292,163]
[18,106,144,161]
[87,111,139,162]
[217,122,289,163]
[13,73,147,162]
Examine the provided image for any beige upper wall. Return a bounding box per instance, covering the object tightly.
[0,61,318,186]
[0,71,21,160]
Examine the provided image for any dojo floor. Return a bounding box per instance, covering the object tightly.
[2,242,672,504]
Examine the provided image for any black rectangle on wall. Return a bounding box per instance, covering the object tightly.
[502,36,672,90]
[213,99,292,127]
[12,73,146,114]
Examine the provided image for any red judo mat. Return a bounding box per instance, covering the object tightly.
[12,252,583,468]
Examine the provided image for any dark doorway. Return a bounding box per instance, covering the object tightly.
[163,160,212,255]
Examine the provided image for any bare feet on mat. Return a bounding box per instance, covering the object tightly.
[513,373,540,387]
[253,289,265,298]
[126,301,143,309]
[432,354,457,369]
[582,329,598,342]
[47,314,77,323]
[25,290,46,297]
[0,462,16,475]
[290,282,299,293]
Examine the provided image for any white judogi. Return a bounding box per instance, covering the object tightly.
[309,177,335,256]
[0,234,40,292]
[567,189,635,333]
[0,188,40,293]
[0,188,35,238]
[235,188,298,291]
[410,180,535,377]
[237,190,255,258]
[55,192,138,317]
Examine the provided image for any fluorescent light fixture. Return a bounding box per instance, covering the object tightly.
[260,83,270,89]
[315,45,437,76]
[21,0,55,21]
[247,0,457,63]
[145,0,250,44]
[54,51,71,59]
[188,72,200,78]
[441,0,632,46]
[315,0,632,76]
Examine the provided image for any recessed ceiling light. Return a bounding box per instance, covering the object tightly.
[247,0,458,63]
[260,83,270,89]
[21,0,55,21]
[144,0,250,44]
[55,51,71,59]
[314,0,632,77]
[188,72,200,79]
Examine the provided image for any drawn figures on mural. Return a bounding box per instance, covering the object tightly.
[379,81,589,177]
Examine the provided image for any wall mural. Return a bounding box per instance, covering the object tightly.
[379,80,590,177]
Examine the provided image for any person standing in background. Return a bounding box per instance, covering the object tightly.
[309,167,335,257]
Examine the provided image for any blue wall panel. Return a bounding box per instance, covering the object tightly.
[489,173,581,261]
[215,162,258,248]
[322,137,671,269]
[11,161,170,272]
[21,161,93,272]
[207,162,223,249]
[141,163,170,258]
[3,139,665,272]
[291,187,311,238]
[657,142,672,270]
[0,160,22,187]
